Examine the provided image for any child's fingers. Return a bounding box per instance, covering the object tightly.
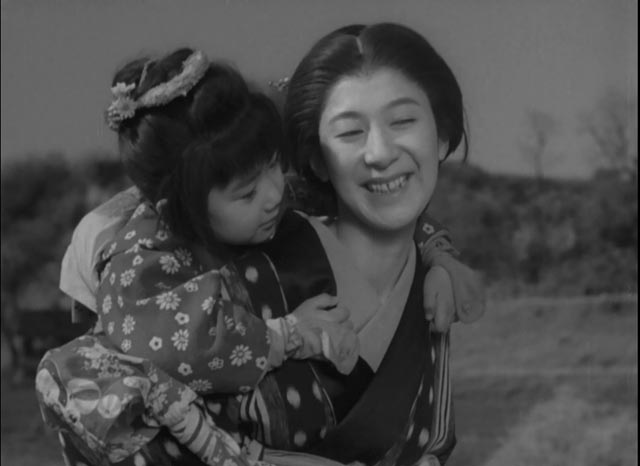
[305,293,339,309]
[423,281,437,322]
[452,269,486,323]
[295,294,338,315]
[431,292,455,333]
[322,305,350,323]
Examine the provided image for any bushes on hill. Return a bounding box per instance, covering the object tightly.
[0,154,636,326]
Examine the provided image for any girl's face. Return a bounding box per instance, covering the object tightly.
[317,67,448,234]
[207,157,284,245]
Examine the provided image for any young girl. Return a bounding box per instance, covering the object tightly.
[37,47,482,466]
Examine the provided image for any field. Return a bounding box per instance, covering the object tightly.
[1,296,637,466]
[448,296,638,466]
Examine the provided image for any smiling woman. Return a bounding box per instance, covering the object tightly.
[317,68,445,234]
[275,22,471,464]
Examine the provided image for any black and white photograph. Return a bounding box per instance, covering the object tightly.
[1,1,637,465]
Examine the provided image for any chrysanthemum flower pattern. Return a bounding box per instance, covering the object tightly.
[159,255,180,274]
[102,295,112,314]
[174,248,193,267]
[122,315,135,335]
[230,345,252,366]
[120,269,135,287]
[156,291,181,311]
[171,329,189,351]
[188,379,212,393]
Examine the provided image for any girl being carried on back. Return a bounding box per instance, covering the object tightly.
[39,49,359,465]
[37,47,482,466]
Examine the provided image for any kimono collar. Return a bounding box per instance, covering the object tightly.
[305,214,416,371]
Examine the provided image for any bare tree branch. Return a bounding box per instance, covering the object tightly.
[580,89,638,177]
[520,109,558,182]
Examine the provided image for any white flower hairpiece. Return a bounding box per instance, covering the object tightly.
[106,50,210,131]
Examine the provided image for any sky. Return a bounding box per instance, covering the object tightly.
[1,0,637,178]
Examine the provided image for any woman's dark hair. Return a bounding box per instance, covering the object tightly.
[284,23,468,207]
[110,47,283,249]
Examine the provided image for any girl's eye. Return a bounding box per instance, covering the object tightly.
[239,188,257,201]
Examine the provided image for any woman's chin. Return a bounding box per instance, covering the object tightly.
[361,208,421,236]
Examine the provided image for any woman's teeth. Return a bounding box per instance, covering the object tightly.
[366,175,408,194]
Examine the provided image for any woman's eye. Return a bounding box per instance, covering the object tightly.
[336,129,364,139]
[391,118,416,127]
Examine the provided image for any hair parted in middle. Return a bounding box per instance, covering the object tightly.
[284,22,468,207]
[110,47,283,249]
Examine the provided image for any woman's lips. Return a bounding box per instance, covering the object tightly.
[364,174,410,194]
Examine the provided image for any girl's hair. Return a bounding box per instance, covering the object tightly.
[110,47,283,248]
[284,23,468,205]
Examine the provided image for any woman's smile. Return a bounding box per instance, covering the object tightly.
[363,173,410,195]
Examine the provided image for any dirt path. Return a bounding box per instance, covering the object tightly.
[2,297,636,465]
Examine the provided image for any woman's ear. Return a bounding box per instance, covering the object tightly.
[309,149,330,182]
[438,140,450,163]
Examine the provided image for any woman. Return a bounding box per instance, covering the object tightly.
[259,22,467,465]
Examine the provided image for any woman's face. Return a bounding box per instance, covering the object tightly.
[318,67,447,233]
[207,157,284,245]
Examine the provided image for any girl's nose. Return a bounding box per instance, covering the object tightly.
[264,168,284,212]
[363,125,398,169]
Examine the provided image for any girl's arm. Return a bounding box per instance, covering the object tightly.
[414,213,486,331]
[96,203,356,394]
[97,240,276,394]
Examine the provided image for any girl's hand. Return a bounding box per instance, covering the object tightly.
[423,265,457,333]
[423,258,486,332]
[286,294,359,374]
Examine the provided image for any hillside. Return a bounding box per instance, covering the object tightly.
[1,156,637,315]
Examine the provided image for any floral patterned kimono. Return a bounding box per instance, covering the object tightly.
[37,203,455,466]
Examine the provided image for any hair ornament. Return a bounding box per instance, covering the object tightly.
[106,50,210,131]
[138,60,151,87]
[106,82,138,130]
[268,76,290,93]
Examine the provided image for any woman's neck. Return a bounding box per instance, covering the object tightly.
[332,209,415,302]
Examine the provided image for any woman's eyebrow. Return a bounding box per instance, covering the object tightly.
[327,98,421,125]
[386,97,421,109]
[327,111,361,125]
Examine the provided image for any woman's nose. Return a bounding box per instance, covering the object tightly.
[363,125,398,169]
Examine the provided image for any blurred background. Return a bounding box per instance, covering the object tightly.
[1,1,637,465]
